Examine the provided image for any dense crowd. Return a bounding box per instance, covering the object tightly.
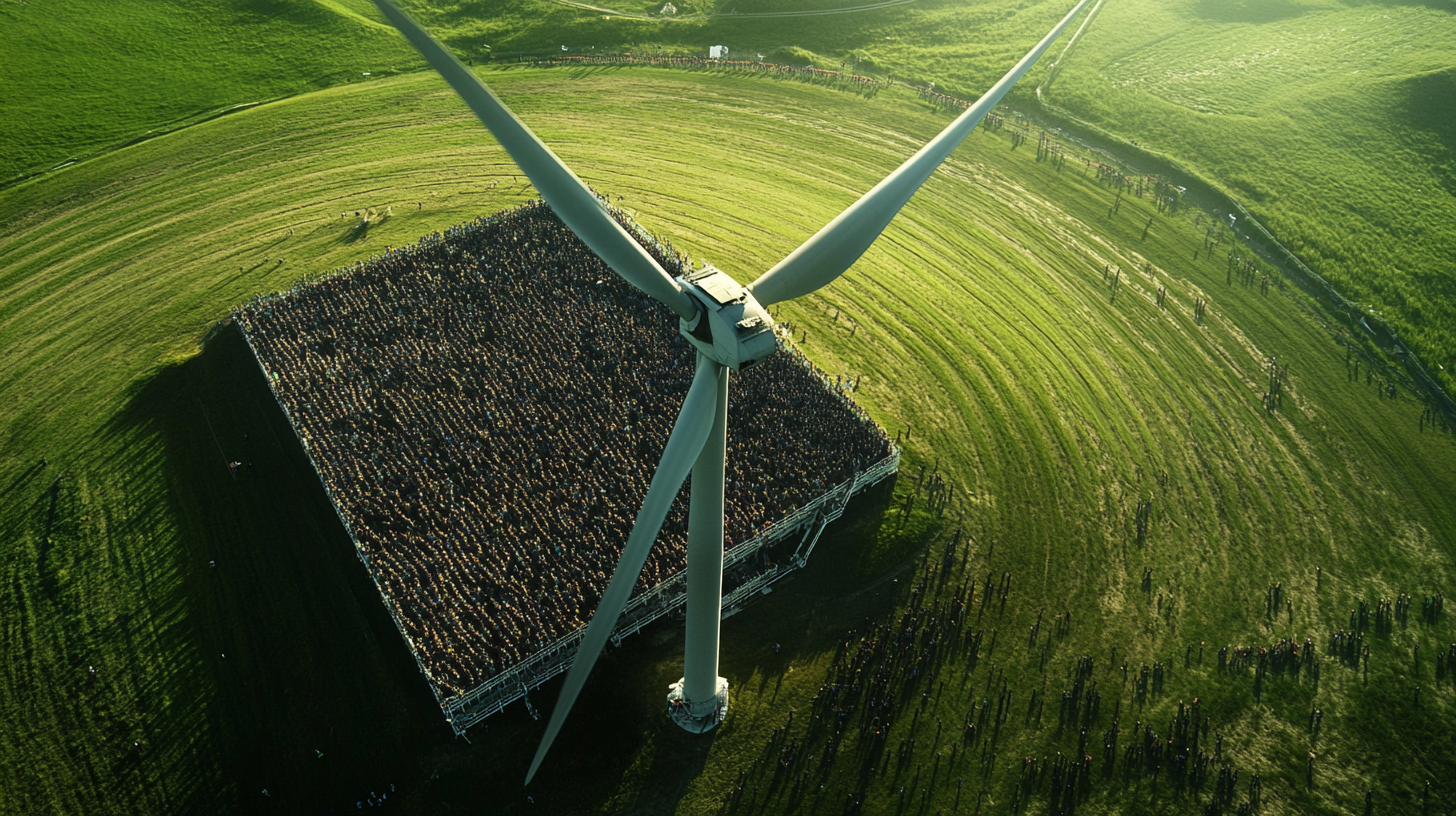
[236,201,891,697]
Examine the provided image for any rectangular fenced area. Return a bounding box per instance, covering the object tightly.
[234,202,896,728]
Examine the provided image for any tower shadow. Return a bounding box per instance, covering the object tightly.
[104,324,446,814]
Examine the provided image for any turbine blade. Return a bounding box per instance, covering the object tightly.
[747,0,1092,307]
[369,0,699,322]
[525,356,724,785]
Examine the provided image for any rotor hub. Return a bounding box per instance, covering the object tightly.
[677,265,775,371]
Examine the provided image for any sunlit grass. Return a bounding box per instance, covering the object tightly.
[3,66,1453,813]
[1046,0,1456,398]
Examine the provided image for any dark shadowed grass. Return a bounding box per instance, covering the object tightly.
[1,326,442,814]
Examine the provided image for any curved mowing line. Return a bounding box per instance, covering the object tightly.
[6,67,1456,812]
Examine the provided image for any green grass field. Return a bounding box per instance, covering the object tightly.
[354,0,1456,400]
[4,62,1454,814]
[0,0,1089,183]
[6,0,1450,394]
[1042,0,1456,400]
[4,1,1456,812]
[0,0,426,184]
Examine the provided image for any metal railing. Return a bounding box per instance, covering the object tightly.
[234,319,450,708]
[235,315,900,734]
[440,445,900,733]
[230,203,903,735]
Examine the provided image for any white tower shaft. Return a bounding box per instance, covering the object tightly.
[669,360,731,731]
[685,363,729,701]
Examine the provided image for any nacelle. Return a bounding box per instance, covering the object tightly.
[677,265,776,371]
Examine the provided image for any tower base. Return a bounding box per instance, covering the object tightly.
[666,676,729,733]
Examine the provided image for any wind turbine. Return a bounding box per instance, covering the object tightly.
[368,0,1091,784]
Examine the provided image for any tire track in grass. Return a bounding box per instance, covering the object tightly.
[939,163,1338,601]
[854,233,1086,588]
[898,208,1131,496]
[931,162,1171,470]
[850,266,1017,499]
[7,66,1456,811]
[908,169,1232,578]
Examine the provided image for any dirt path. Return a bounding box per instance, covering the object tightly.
[1036,0,1105,99]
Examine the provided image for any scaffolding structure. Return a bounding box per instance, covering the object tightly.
[439,448,899,734]
[232,206,901,737]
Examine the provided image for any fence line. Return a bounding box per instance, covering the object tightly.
[237,312,899,733]
[231,205,900,734]
[1027,99,1455,417]
[540,53,882,91]
[440,445,899,734]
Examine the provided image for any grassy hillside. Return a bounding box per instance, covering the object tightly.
[394,0,1079,95]
[3,66,1454,814]
[0,0,1080,179]
[0,0,416,182]
[1043,0,1456,398]
[377,0,1456,401]
[393,0,1456,403]
[6,0,1450,398]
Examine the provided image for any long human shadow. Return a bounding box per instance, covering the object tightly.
[723,479,909,723]
[441,465,908,813]
[730,475,908,674]
[516,484,904,814]
[106,324,449,814]
[35,478,61,593]
[3,459,46,498]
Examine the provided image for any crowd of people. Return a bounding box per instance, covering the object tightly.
[915,84,1000,117]
[236,200,892,697]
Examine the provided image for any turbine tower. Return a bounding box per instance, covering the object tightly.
[370,0,1091,785]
